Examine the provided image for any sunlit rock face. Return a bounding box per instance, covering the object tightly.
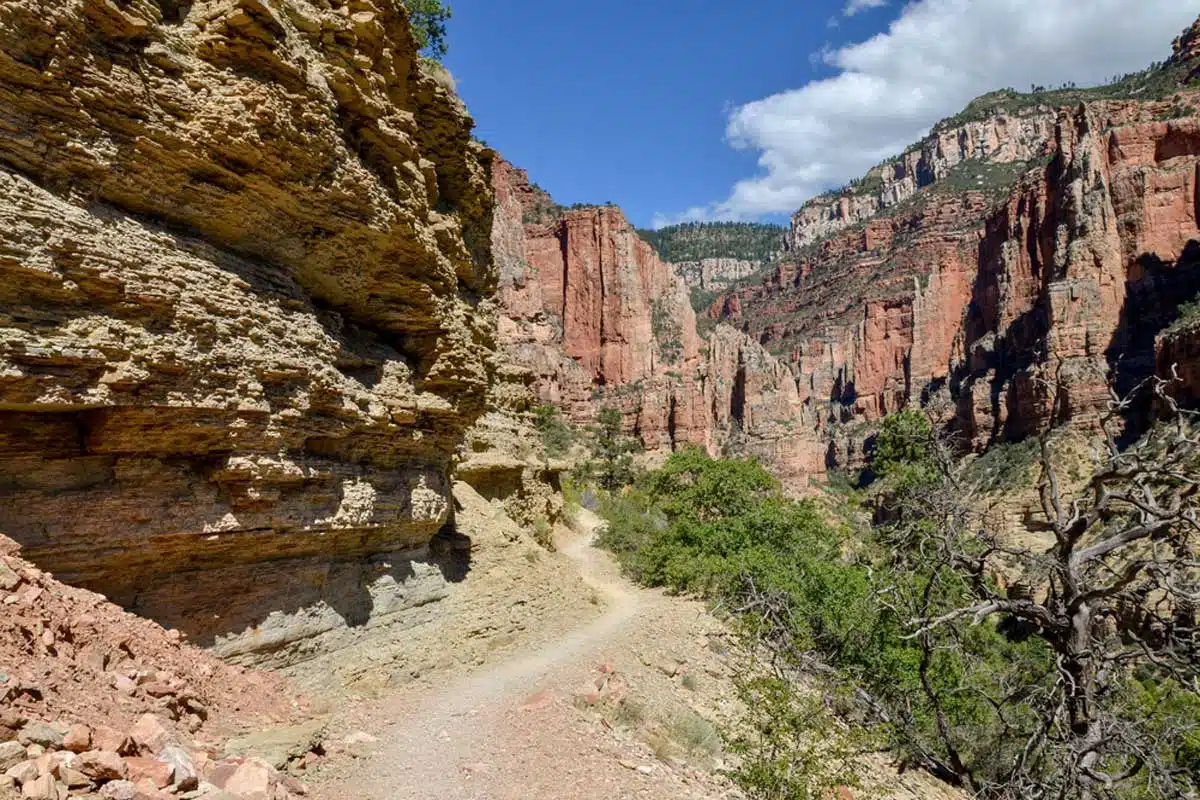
[0,0,499,666]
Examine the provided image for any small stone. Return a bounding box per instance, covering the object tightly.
[129,715,171,755]
[98,780,138,800]
[112,675,138,696]
[91,727,130,755]
[75,750,128,781]
[23,745,43,759]
[0,563,20,591]
[61,725,91,754]
[60,768,90,789]
[158,745,197,791]
[125,757,172,789]
[18,772,57,799]
[5,760,39,785]
[17,723,63,749]
[0,741,26,771]
[216,758,274,798]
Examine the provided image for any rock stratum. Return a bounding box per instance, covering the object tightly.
[710,20,1200,474]
[492,159,827,483]
[0,0,515,670]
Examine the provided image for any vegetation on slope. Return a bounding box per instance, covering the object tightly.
[637,222,786,264]
[935,58,1197,132]
[594,399,1200,799]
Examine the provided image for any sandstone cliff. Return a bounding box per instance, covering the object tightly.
[674,258,762,295]
[788,111,1057,249]
[492,160,829,483]
[714,25,1200,472]
[0,0,516,669]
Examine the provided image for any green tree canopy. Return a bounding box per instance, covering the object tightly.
[408,0,452,60]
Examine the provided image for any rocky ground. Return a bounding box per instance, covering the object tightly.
[296,508,960,800]
[0,480,963,800]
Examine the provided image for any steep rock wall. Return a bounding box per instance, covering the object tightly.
[493,159,711,452]
[788,111,1057,249]
[0,0,501,668]
[491,160,827,483]
[716,90,1200,466]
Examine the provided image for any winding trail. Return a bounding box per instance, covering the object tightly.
[311,510,667,800]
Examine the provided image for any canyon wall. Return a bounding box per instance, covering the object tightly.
[716,69,1200,464]
[787,110,1058,249]
[492,160,828,483]
[0,0,527,670]
[675,258,762,294]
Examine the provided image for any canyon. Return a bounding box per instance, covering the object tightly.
[0,3,1199,799]
[709,25,1200,472]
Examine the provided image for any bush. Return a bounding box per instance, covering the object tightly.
[533,405,574,458]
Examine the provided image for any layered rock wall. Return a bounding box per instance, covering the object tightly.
[788,111,1057,248]
[716,88,1200,465]
[491,160,830,483]
[0,0,503,667]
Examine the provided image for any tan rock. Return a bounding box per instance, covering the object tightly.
[124,757,171,789]
[75,750,128,781]
[60,726,90,754]
[0,741,25,771]
[128,716,171,756]
[90,728,130,757]
[18,773,57,799]
[17,723,62,750]
[216,759,275,799]
[0,0,499,670]
[5,760,38,786]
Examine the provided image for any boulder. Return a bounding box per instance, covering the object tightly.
[18,773,58,799]
[158,745,198,791]
[61,725,91,754]
[214,759,275,800]
[75,750,128,781]
[5,760,39,786]
[0,741,25,771]
[128,716,172,756]
[17,723,62,749]
[223,721,324,771]
[124,757,172,789]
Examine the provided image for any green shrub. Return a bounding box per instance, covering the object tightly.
[533,405,574,458]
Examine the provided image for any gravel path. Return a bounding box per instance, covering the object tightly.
[309,510,717,800]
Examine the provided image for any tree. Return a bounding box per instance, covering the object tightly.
[591,407,636,490]
[885,380,1200,797]
[533,405,573,458]
[408,0,452,60]
[870,408,936,487]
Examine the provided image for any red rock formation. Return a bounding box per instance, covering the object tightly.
[493,159,710,451]
[491,161,829,483]
[714,93,1200,462]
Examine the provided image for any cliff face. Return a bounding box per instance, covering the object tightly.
[674,258,762,294]
[788,111,1058,249]
[0,0,502,667]
[492,160,828,483]
[493,159,710,451]
[717,77,1200,467]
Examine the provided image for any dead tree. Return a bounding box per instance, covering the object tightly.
[895,378,1200,798]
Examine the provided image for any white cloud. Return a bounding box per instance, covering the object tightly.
[844,0,888,16]
[663,0,1200,223]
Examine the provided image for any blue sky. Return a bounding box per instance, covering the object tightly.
[444,0,1200,229]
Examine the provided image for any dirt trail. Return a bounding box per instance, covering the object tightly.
[310,510,702,800]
